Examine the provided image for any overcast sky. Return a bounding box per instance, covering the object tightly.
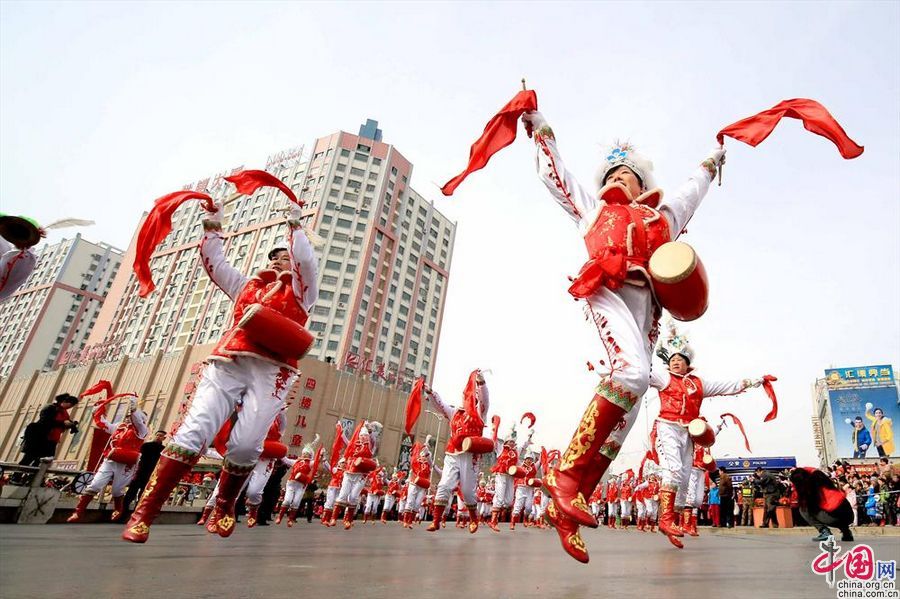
[2,2,898,469]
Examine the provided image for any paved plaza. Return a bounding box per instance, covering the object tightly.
[2,523,898,598]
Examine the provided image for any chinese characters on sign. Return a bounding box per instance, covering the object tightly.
[824,365,895,390]
[342,351,418,392]
[811,540,897,593]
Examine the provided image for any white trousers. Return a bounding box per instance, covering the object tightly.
[607,501,619,518]
[0,246,36,302]
[492,474,515,509]
[654,420,695,505]
[435,452,478,507]
[591,501,601,517]
[619,499,633,518]
[337,472,366,508]
[513,485,535,516]
[585,285,657,403]
[686,467,706,509]
[283,480,307,510]
[478,501,491,517]
[644,498,659,520]
[324,486,340,510]
[365,494,382,514]
[405,483,427,513]
[383,495,397,514]
[245,458,276,506]
[170,358,296,467]
[86,459,137,497]
[636,500,646,519]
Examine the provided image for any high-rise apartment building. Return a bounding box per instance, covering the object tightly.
[86,119,456,385]
[0,234,123,378]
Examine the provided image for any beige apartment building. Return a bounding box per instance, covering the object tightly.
[83,119,455,389]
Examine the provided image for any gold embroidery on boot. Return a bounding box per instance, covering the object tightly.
[568,531,587,553]
[545,469,558,488]
[571,493,592,516]
[559,402,600,471]
[129,522,150,535]
[217,515,235,532]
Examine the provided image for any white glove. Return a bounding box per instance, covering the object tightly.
[708,146,726,166]
[521,111,548,137]
[865,402,873,410]
[288,201,303,222]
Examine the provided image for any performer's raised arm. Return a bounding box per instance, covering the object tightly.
[522,111,599,225]
[131,402,149,439]
[659,148,725,238]
[199,203,248,301]
[518,428,535,455]
[0,236,38,302]
[700,375,762,398]
[286,205,319,312]
[426,388,454,420]
[475,372,490,420]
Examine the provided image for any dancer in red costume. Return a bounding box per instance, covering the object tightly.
[510,448,541,530]
[68,383,147,523]
[648,321,770,548]
[605,476,620,529]
[381,469,404,523]
[402,439,438,528]
[424,370,490,533]
[123,196,319,543]
[363,467,387,524]
[322,458,346,527]
[333,420,383,530]
[520,106,726,562]
[489,428,532,532]
[276,435,323,527]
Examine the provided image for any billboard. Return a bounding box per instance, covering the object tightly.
[826,365,899,459]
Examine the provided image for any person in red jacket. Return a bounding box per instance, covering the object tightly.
[333,420,383,530]
[605,476,620,529]
[521,108,727,563]
[425,370,490,533]
[489,428,532,532]
[363,468,387,524]
[321,458,346,527]
[381,470,404,524]
[276,435,323,527]
[403,439,437,528]
[790,467,854,542]
[123,201,318,544]
[68,394,148,523]
[649,322,767,548]
[619,472,636,529]
[510,449,540,530]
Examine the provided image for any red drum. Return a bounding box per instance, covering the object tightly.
[648,242,709,322]
[527,478,543,488]
[413,475,430,489]
[507,466,527,478]
[461,436,494,454]
[688,419,716,448]
[352,457,377,473]
[262,440,288,460]
[238,304,315,360]
[702,454,717,473]
[108,448,140,465]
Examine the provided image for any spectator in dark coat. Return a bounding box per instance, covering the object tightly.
[790,467,853,542]
[717,467,735,528]
[19,394,79,466]
[257,462,289,525]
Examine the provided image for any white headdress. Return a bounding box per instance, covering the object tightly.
[595,141,657,192]
[656,318,695,365]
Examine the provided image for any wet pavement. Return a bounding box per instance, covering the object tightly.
[1,522,898,598]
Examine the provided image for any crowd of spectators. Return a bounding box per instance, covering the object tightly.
[825,458,899,527]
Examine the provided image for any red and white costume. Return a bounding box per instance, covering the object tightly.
[321,459,346,526]
[511,453,540,528]
[68,396,148,523]
[364,468,386,522]
[427,370,490,533]
[381,471,403,523]
[0,235,37,302]
[605,478,619,527]
[619,475,635,527]
[276,435,322,526]
[124,207,318,543]
[523,109,725,562]
[403,442,436,528]
[334,420,382,529]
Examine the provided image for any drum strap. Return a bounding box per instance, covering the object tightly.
[625,205,648,259]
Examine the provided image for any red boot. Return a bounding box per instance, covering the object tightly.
[198,505,213,526]
[110,496,126,522]
[208,468,251,538]
[657,488,684,543]
[467,506,479,534]
[246,504,259,528]
[547,501,589,564]
[329,505,343,527]
[67,493,94,523]
[489,509,501,533]
[343,507,356,530]
[546,383,636,529]
[275,507,287,525]
[380,511,388,524]
[287,509,298,527]
[427,505,445,532]
[510,513,518,531]
[683,509,699,537]
[123,456,194,543]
